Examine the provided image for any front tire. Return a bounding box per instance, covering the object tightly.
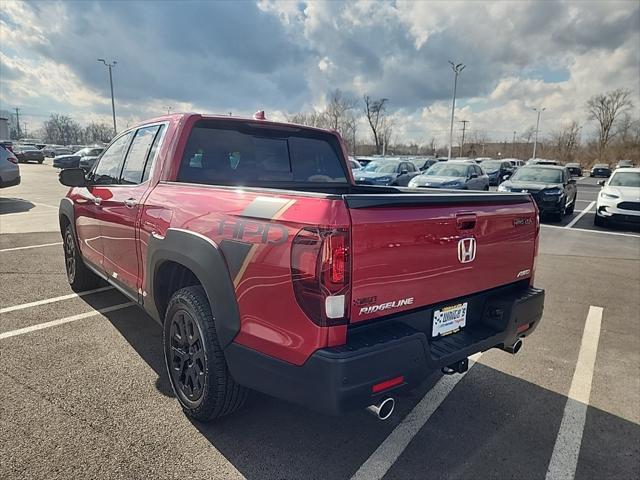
[566,200,575,215]
[594,213,607,227]
[164,286,248,422]
[63,224,103,291]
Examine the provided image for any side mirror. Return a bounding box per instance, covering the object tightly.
[598,180,605,186]
[59,168,88,187]
[568,178,577,185]
[469,173,478,179]
[400,169,409,175]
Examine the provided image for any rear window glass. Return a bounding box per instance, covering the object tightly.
[177,121,347,185]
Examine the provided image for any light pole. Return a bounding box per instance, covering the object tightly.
[447,61,465,160]
[532,107,545,160]
[164,106,172,115]
[459,120,469,157]
[98,58,118,135]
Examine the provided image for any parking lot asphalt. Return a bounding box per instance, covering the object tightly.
[1,161,639,480]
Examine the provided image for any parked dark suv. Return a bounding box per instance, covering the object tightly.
[498,165,577,221]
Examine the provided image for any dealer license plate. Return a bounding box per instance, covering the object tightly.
[432,302,467,337]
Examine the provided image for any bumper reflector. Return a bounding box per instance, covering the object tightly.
[517,323,530,334]
[372,375,404,393]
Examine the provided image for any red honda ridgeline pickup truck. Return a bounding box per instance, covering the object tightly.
[58,113,544,421]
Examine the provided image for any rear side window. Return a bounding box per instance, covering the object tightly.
[121,125,160,185]
[177,121,347,185]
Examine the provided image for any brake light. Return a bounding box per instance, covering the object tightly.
[291,227,350,326]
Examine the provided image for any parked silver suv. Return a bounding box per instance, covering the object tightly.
[0,145,20,188]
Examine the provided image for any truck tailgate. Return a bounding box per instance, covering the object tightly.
[344,192,537,323]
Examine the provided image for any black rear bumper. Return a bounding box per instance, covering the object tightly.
[226,285,544,416]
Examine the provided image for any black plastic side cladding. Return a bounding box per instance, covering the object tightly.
[146,228,240,348]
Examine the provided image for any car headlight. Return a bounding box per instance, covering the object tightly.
[543,188,563,196]
[497,184,510,192]
[600,192,619,199]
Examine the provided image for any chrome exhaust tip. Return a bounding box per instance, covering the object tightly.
[366,397,395,420]
[502,339,523,354]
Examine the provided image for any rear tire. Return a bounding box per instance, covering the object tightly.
[63,224,103,292]
[164,286,248,422]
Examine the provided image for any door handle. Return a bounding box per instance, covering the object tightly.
[93,197,102,206]
[124,198,137,209]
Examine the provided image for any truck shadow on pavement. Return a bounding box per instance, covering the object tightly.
[96,304,640,480]
[0,197,35,215]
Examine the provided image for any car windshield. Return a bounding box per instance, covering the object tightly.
[425,163,468,177]
[481,160,502,171]
[511,167,563,183]
[362,161,399,173]
[594,164,609,168]
[609,172,640,187]
[20,146,38,151]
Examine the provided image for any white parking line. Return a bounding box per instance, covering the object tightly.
[0,302,135,340]
[545,306,603,480]
[565,201,596,229]
[0,241,62,252]
[0,286,114,314]
[541,224,640,238]
[350,353,482,480]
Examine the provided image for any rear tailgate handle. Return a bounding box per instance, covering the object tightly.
[456,212,477,230]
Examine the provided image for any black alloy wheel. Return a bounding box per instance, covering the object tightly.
[167,309,206,404]
[64,227,77,283]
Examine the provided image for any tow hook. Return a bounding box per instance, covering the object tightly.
[441,358,469,375]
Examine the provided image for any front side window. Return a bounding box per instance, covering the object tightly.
[92,132,134,185]
[121,126,160,185]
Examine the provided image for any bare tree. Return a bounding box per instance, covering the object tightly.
[42,114,83,145]
[326,89,356,131]
[363,95,388,154]
[587,88,633,160]
[84,122,114,144]
[520,126,536,143]
[550,121,581,162]
[379,116,395,155]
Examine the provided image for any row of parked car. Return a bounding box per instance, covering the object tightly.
[0,140,105,171]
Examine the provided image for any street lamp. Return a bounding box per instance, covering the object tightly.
[98,58,118,135]
[447,61,465,160]
[532,107,545,160]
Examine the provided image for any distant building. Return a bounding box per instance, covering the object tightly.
[0,117,9,140]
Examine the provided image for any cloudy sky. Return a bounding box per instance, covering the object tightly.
[1,0,638,145]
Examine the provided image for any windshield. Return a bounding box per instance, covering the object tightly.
[511,167,563,183]
[594,164,609,168]
[362,161,399,173]
[425,163,468,177]
[609,172,640,187]
[481,160,502,171]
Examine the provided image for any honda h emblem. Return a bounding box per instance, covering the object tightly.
[458,237,476,264]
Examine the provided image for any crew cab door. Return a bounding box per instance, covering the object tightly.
[99,124,164,297]
[76,132,134,271]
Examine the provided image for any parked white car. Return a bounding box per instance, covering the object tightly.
[594,167,640,227]
[0,145,20,188]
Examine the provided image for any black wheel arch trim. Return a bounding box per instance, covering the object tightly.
[58,198,76,239]
[146,228,240,348]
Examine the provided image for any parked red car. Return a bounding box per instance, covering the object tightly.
[58,113,544,421]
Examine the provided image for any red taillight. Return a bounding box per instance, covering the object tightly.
[517,323,530,334]
[372,376,404,393]
[291,227,350,326]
